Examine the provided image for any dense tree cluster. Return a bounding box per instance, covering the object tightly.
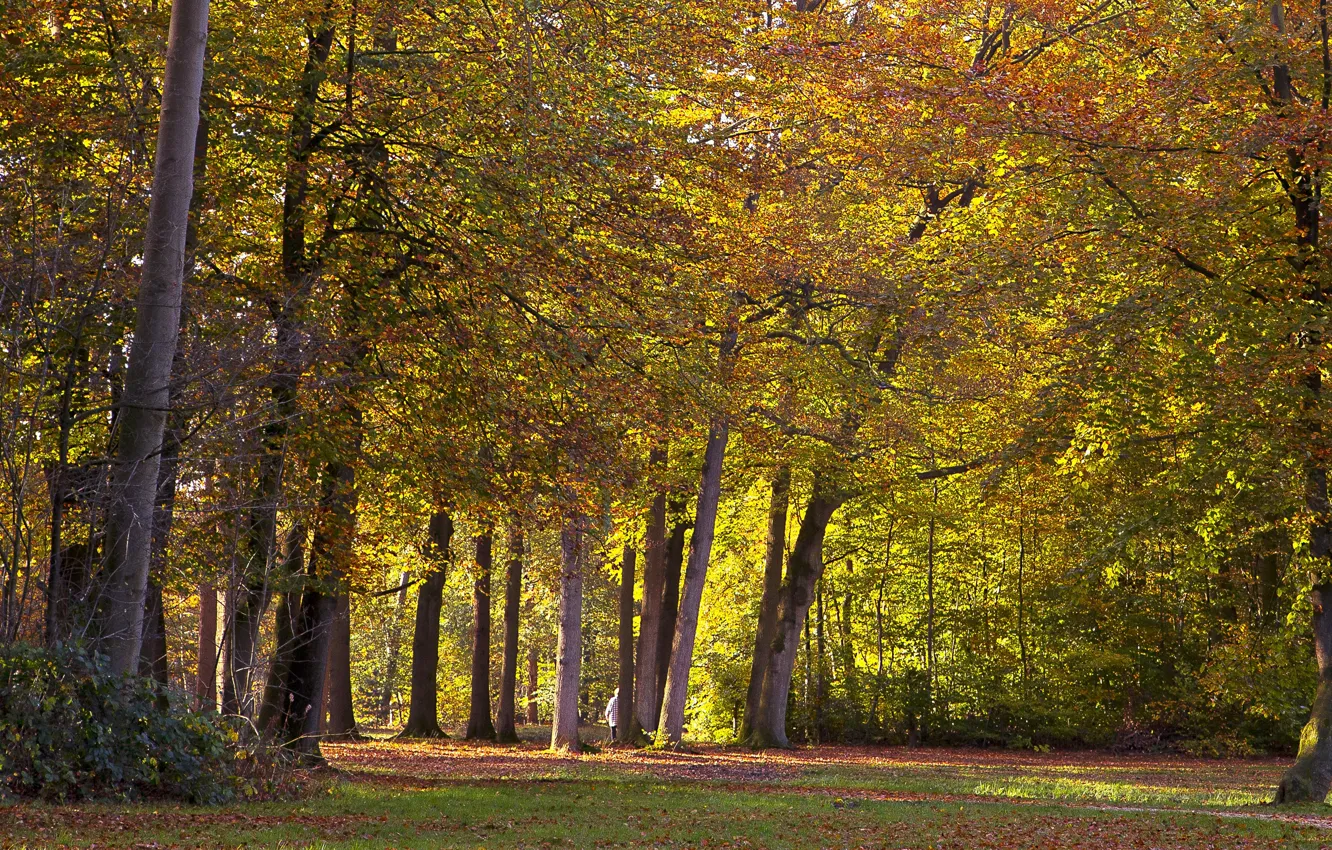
[7,0,1332,802]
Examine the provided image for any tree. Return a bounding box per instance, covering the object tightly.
[495,526,524,743]
[98,0,210,675]
[400,510,451,738]
[465,528,497,740]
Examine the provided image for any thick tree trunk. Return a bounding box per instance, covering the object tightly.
[658,420,730,744]
[526,644,539,724]
[616,541,636,743]
[257,589,299,734]
[748,475,843,749]
[631,472,667,738]
[1277,583,1332,802]
[551,517,583,752]
[279,461,355,761]
[257,526,305,735]
[495,527,523,743]
[465,529,497,740]
[99,0,209,676]
[196,581,217,709]
[655,508,688,719]
[740,466,789,743]
[324,592,359,739]
[400,510,451,738]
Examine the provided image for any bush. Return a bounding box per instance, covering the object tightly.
[0,643,236,803]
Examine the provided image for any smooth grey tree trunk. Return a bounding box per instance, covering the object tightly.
[748,475,843,748]
[551,517,583,752]
[495,527,523,743]
[616,542,636,743]
[740,466,789,743]
[99,0,210,676]
[631,482,667,738]
[658,420,730,744]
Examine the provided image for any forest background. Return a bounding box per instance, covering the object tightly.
[3,0,1330,794]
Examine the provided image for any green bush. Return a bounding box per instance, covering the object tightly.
[0,643,236,803]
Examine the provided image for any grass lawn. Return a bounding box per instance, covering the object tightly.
[4,730,1331,848]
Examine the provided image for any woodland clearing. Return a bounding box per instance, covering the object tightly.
[4,739,1330,849]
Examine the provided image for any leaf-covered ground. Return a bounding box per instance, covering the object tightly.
[4,736,1331,848]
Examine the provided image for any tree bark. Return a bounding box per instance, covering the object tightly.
[257,526,305,735]
[748,474,844,748]
[551,516,583,752]
[616,541,636,743]
[631,464,667,738]
[1278,584,1332,802]
[740,466,789,743]
[655,507,688,719]
[285,456,357,761]
[400,510,451,738]
[139,580,169,684]
[324,591,359,739]
[465,528,497,740]
[495,527,523,743]
[196,582,217,709]
[98,0,209,676]
[658,420,731,744]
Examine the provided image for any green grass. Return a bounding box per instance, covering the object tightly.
[2,741,1329,848]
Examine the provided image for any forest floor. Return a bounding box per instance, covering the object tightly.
[5,730,1332,848]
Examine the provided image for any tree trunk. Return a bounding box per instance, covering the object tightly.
[139,579,169,684]
[655,507,687,719]
[526,644,539,724]
[616,541,636,743]
[748,474,843,748]
[740,466,789,743]
[551,516,583,752]
[658,420,730,744]
[465,528,497,740]
[1278,584,1332,802]
[196,581,217,709]
[496,527,523,743]
[98,0,209,676]
[224,23,333,717]
[631,464,667,738]
[400,510,452,738]
[279,460,355,762]
[1268,3,1332,801]
[324,591,359,739]
[257,526,305,735]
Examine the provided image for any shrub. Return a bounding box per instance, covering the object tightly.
[0,643,236,803]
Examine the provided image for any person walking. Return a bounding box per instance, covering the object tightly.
[605,688,620,741]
